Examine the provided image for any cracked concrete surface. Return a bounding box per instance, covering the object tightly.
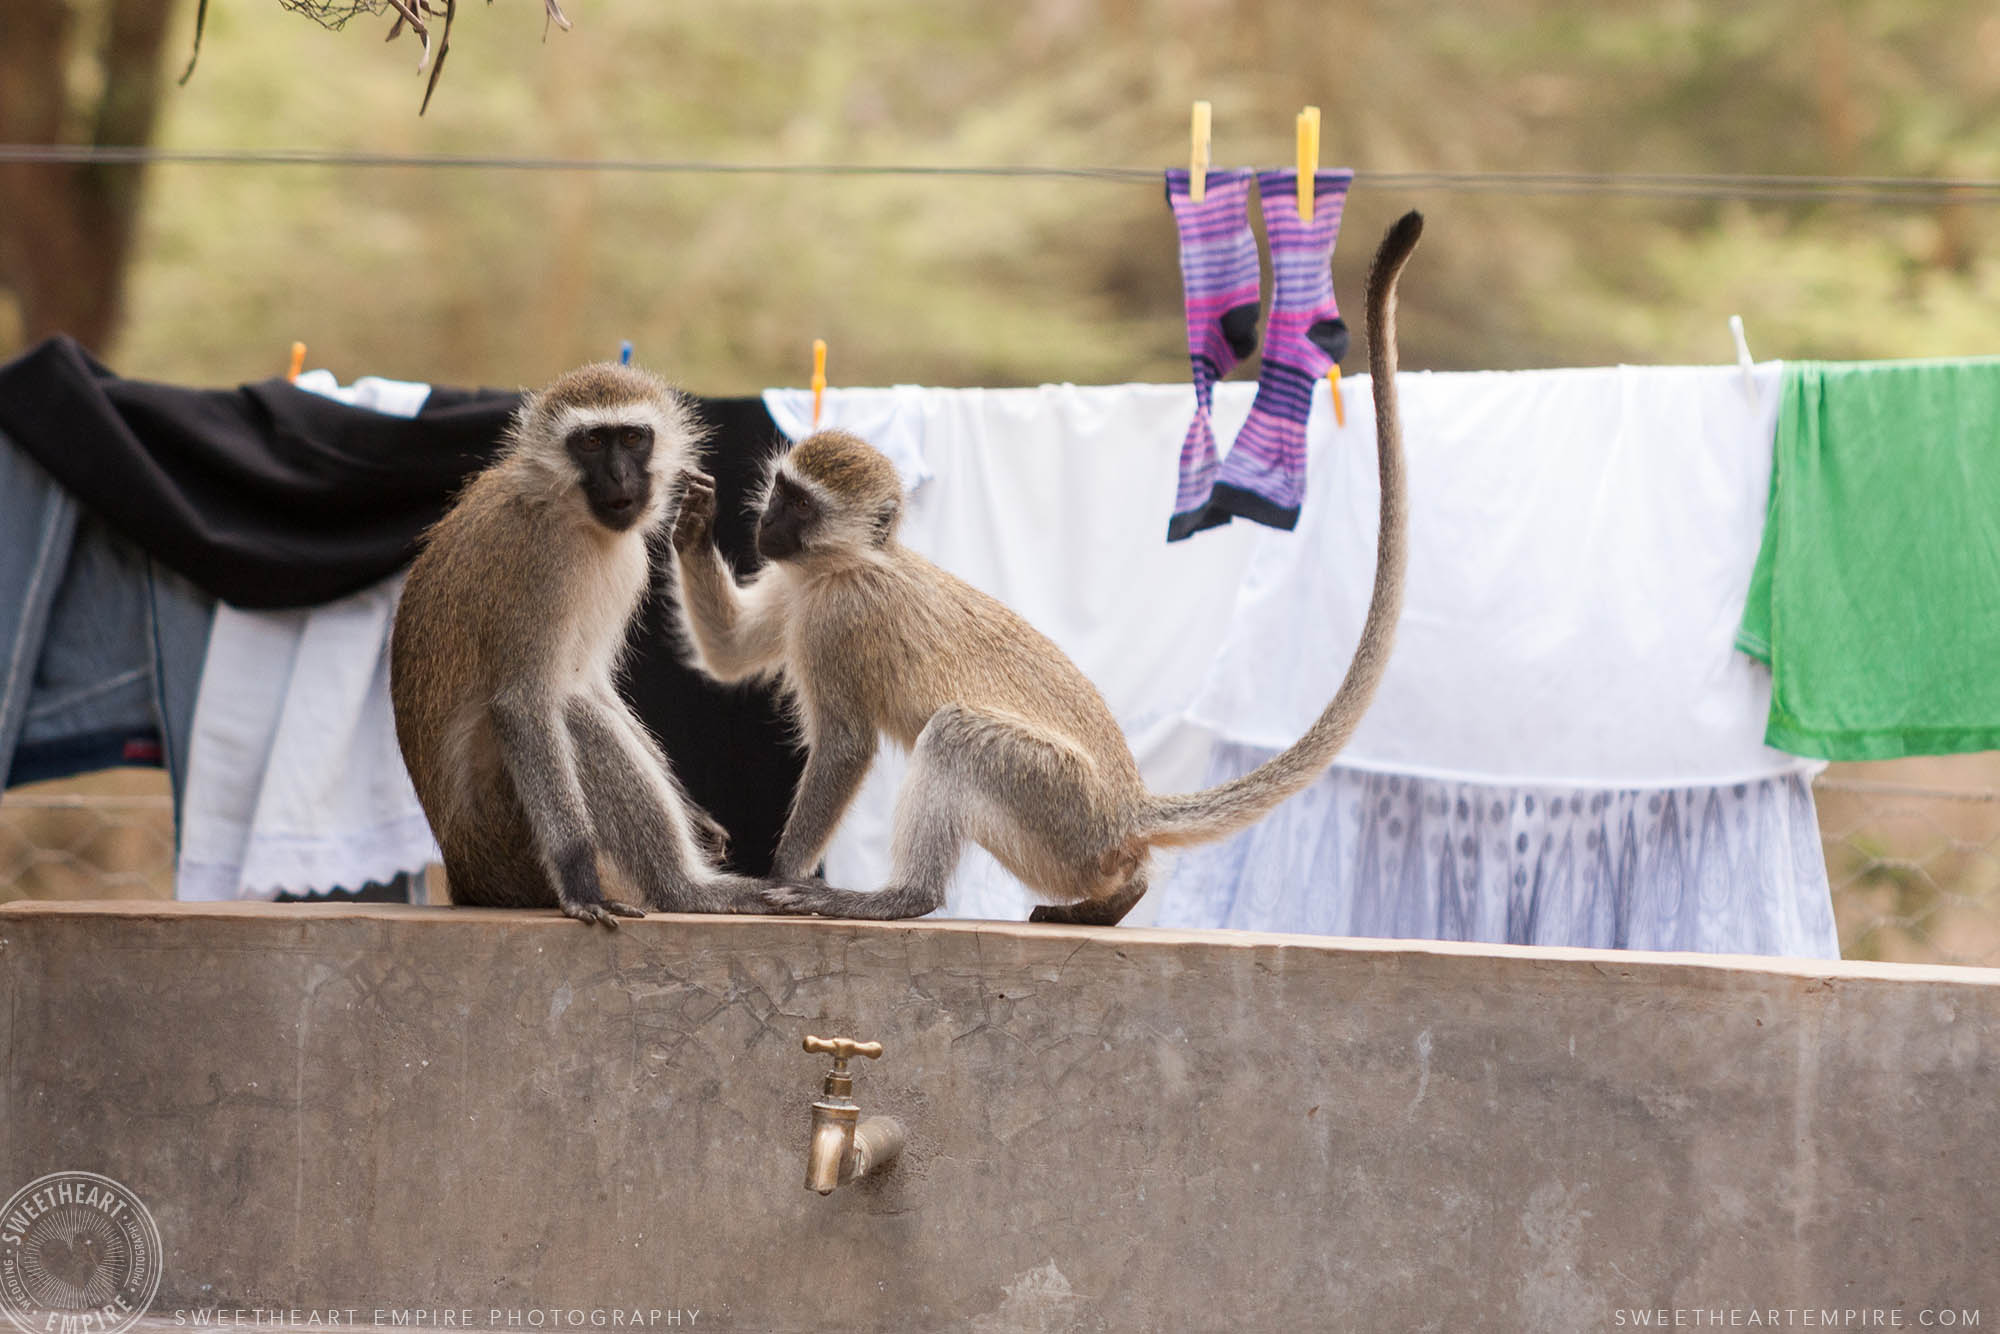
[1,901,1996,1331]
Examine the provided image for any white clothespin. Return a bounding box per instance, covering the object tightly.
[1729,314,1756,401]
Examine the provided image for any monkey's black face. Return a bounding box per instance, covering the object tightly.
[756,474,819,563]
[567,423,655,531]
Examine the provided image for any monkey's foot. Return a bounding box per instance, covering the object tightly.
[710,878,795,915]
[1028,883,1146,927]
[758,880,940,921]
[1027,900,1141,928]
[637,873,794,916]
[756,879,833,916]
[562,897,647,928]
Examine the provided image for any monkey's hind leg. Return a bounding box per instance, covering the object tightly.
[761,705,1107,922]
[488,697,646,928]
[434,782,560,910]
[565,697,773,915]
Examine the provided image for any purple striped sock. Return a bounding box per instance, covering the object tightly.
[1164,167,1261,542]
[1211,168,1354,531]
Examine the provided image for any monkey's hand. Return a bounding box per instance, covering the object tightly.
[672,469,718,553]
[690,805,731,864]
[562,896,648,928]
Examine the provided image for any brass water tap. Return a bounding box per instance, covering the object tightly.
[803,1034,905,1195]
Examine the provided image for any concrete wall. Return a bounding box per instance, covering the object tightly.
[2,901,1995,1332]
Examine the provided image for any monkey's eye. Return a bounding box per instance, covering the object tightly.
[574,431,605,453]
[620,426,646,447]
[788,494,812,516]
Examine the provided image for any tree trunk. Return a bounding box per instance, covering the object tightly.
[0,0,180,358]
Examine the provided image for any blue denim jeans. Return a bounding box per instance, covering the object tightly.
[0,430,214,816]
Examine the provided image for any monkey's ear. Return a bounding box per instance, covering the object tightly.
[870,504,897,545]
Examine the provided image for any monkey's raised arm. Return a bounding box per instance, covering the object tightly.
[671,471,788,682]
[770,712,878,881]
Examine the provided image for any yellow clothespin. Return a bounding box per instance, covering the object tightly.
[286,341,307,383]
[1296,106,1321,220]
[1297,107,1341,422]
[811,338,828,428]
[1189,101,1212,203]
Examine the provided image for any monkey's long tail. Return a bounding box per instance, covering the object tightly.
[1142,210,1423,850]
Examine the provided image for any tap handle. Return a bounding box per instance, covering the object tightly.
[804,1035,883,1065]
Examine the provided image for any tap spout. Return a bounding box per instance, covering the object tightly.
[801,1034,904,1194]
[806,1100,859,1195]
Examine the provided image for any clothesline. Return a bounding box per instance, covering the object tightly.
[4,145,2000,204]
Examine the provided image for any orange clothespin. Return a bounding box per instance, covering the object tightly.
[1189,101,1212,203]
[286,341,307,383]
[1296,106,1320,221]
[1328,366,1345,428]
[811,338,828,428]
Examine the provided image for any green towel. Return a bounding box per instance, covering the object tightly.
[1738,356,2000,759]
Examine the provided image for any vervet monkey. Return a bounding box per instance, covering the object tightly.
[673,212,1424,925]
[391,362,768,927]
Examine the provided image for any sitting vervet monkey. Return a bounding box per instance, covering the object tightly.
[391,362,773,927]
[672,212,1423,925]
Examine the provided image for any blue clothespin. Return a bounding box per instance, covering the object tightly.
[618,340,634,365]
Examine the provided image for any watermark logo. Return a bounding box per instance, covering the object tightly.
[0,1172,162,1334]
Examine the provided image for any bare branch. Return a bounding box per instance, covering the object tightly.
[177,0,209,85]
[417,0,455,116]
[274,0,576,112]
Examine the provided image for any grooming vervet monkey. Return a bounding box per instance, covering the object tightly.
[672,211,1424,925]
[391,362,772,927]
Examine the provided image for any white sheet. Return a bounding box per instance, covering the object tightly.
[762,386,935,492]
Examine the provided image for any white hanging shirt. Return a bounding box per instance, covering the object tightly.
[177,373,440,899]
[1185,363,1813,788]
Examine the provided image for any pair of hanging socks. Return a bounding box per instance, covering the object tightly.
[1164,167,1262,542]
[1166,168,1355,540]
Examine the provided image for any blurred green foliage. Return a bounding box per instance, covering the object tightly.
[19,0,2000,391]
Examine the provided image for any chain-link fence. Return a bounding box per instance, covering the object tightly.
[4,766,2000,966]
[0,784,177,903]
[1816,773,2000,967]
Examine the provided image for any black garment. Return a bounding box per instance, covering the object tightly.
[627,398,802,877]
[0,336,520,610]
[0,338,803,876]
